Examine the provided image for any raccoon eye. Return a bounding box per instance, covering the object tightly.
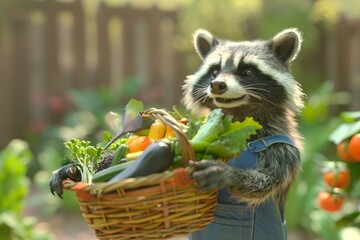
[211,70,220,79]
[243,68,256,77]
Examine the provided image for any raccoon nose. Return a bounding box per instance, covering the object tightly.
[210,80,228,94]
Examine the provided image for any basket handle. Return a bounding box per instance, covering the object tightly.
[141,108,196,168]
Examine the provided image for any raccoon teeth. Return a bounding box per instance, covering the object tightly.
[215,96,245,103]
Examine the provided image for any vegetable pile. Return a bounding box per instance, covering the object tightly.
[59,99,262,184]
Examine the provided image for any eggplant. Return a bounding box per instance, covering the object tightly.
[49,163,81,198]
[109,141,175,183]
[92,161,133,183]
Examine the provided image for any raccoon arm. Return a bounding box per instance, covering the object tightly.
[227,146,301,204]
[190,145,301,204]
[226,168,285,204]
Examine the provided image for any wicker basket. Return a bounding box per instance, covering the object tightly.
[62,108,217,240]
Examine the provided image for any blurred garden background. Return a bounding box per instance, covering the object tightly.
[0,0,360,239]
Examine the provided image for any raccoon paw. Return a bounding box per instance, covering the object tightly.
[189,160,234,191]
[49,163,81,198]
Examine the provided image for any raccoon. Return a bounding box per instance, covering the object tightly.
[184,28,304,215]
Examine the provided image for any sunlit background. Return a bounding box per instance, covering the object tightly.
[0,0,359,239]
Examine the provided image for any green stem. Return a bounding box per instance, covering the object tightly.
[189,140,209,152]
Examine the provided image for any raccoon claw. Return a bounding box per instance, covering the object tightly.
[49,163,81,198]
[190,160,233,191]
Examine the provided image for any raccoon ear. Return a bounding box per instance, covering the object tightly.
[193,29,219,60]
[271,28,303,65]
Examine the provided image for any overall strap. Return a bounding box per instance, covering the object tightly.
[247,134,297,153]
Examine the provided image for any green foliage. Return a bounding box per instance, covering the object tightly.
[64,139,104,184]
[0,211,54,240]
[285,82,349,239]
[0,140,54,240]
[0,139,32,212]
[329,111,360,144]
[310,0,360,25]
[327,112,360,230]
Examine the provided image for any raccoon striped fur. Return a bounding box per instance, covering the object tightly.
[184,29,305,212]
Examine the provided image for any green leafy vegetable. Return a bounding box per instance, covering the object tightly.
[57,100,262,183]
[188,109,262,158]
[191,109,225,145]
[64,139,103,184]
[207,117,263,157]
[185,118,203,139]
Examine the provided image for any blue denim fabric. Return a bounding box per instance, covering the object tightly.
[189,135,296,240]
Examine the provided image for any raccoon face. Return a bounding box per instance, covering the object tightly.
[183,28,304,114]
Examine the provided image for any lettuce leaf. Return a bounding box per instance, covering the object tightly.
[188,109,262,158]
[207,117,262,157]
[191,109,225,143]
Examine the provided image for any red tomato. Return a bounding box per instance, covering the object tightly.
[348,134,360,161]
[322,170,350,188]
[336,141,356,162]
[318,191,344,212]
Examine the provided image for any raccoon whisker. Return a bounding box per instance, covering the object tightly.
[193,95,208,105]
[193,91,207,100]
[244,85,271,93]
[192,87,209,104]
[246,91,277,107]
[244,83,267,87]
[193,83,209,89]
[201,95,209,103]
[193,87,207,94]
[193,87,208,98]
[245,88,271,93]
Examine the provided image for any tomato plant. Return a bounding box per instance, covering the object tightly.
[323,110,360,229]
[348,134,360,161]
[322,169,350,188]
[318,191,344,212]
[336,141,356,162]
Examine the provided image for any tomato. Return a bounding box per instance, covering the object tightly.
[336,141,356,162]
[348,134,360,161]
[126,136,153,153]
[318,191,344,212]
[322,169,350,188]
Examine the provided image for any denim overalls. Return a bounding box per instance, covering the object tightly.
[190,135,297,240]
